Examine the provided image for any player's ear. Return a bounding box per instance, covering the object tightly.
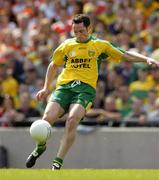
[87,25,93,34]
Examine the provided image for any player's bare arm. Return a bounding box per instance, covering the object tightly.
[123,51,159,67]
[36,62,58,101]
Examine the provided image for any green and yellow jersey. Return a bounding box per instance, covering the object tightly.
[51,36,125,89]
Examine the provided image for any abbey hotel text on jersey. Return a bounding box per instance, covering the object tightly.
[70,58,91,68]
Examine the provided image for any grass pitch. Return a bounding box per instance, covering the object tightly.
[1,169,159,180]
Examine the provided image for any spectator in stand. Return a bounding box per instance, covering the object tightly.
[136,0,159,19]
[0,95,24,127]
[38,18,52,41]
[24,66,39,99]
[147,98,159,125]
[105,68,125,96]
[16,12,31,47]
[129,66,154,100]
[35,45,51,79]
[86,95,122,126]
[143,89,158,113]
[39,0,62,21]
[115,84,133,118]
[94,20,107,40]
[114,61,138,85]
[49,30,61,51]
[1,28,15,50]
[0,12,16,31]
[67,0,84,16]
[26,29,47,64]
[51,7,72,39]
[122,97,147,127]
[97,1,116,30]
[0,56,19,98]
[17,92,40,119]
[12,0,26,16]
[3,48,24,83]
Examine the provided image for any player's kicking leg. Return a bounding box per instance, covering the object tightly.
[25,102,64,168]
[26,143,46,168]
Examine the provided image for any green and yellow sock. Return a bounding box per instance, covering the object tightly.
[53,157,63,169]
[35,143,46,155]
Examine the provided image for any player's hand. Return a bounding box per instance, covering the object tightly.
[147,58,159,67]
[36,88,50,101]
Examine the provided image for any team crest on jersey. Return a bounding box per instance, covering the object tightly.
[69,51,76,57]
[88,49,95,57]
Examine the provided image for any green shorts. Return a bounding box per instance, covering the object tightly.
[49,80,96,113]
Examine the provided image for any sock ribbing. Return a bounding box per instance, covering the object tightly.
[53,157,63,166]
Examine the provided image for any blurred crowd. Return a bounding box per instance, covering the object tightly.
[1,0,159,127]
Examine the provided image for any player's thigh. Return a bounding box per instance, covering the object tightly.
[43,101,65,124]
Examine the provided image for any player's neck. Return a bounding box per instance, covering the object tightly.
[76,36,91,43]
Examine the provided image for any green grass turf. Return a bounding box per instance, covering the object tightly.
[1,169,159,180]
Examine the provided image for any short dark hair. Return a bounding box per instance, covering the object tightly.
[72,14,91,28]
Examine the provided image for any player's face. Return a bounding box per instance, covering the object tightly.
[73,22,90,43]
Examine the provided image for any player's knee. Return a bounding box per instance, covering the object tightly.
[43,112,56,124]
[66,115,78,131]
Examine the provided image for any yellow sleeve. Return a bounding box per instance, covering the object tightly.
[51,42,66,65]
[106,42,125,62]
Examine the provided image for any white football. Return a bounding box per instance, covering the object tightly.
[30,120,52,143]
